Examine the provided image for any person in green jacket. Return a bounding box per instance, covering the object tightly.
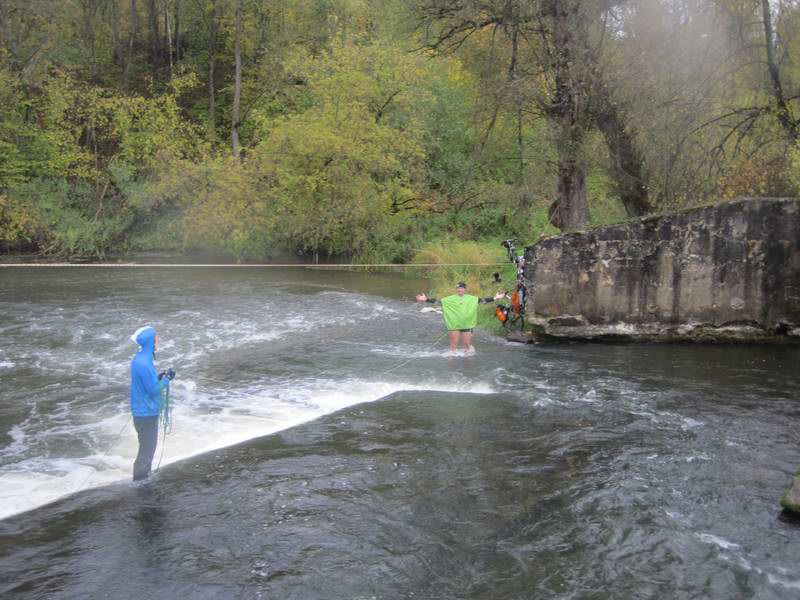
[416,282,504,353]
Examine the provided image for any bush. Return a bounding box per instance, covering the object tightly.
[2,178,136,258]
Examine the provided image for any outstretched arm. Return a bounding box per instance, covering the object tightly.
[479,292,508,303]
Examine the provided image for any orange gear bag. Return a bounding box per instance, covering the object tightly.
[510,291,522,314]
[495,305,508,323]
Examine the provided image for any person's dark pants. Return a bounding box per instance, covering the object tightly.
[133,416,159,481]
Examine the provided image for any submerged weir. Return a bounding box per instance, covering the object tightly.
[1,267,799,598]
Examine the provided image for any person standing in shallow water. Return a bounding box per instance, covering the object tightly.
[130,326,173,481]
[416,282,504,353]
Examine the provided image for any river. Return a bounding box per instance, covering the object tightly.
[0,266,799,598]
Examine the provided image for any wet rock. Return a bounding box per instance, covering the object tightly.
[505,330,535,344]
[523,198,800,343]
[780,471,800,514]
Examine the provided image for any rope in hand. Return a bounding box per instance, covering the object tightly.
[155,380,172,471]
[160,380,172,435]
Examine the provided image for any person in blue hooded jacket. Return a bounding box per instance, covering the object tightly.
[130,326,173,481]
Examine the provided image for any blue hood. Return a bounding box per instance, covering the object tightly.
[130,326,161,417]
[131,326,156,355]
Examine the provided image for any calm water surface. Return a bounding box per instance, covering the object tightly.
[0,267,799,599]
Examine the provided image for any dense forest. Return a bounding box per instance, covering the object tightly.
[1,0,799,261]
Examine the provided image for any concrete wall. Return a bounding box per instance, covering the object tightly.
[523,198,800,342]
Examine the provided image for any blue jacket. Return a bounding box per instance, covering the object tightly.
[130,327,163,417]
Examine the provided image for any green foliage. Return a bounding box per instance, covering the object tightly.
[140,154,274,259]
[251,102,422,258]
[4,0,796,261]
[0,67,206,256]
[587,169,628,227]
[243,39,436,260]
[2,178,134,258]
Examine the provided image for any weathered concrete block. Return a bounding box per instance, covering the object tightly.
[523,198,800,342]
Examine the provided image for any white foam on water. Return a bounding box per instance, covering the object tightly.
[695,532,742,551]
[0,361,14,369]
[0,455,126,520]
[444,348,477,358]
[239,331,282,344]
[531,397,557,408]
[709,539,800,591]
[71,328,85,344]
[629,410,659,422]
[718,552,753,572]
[370,344,482,359]
[685,452,710,462]
[629,410,705,432]
[353,300,399,317]
[664,509,687,523]
[766,573,800,590]
[0,376,495,520]
[4,425,28,456]
[371,345,443,359]
[681,417,705,430]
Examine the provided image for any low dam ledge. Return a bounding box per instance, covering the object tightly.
[522,197,800,343]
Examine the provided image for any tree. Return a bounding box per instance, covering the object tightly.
[125,0,139,84]
[207,0,220,140]
[760,0,798,142]
[710,1,800,159]
[415,0,643,230]
[232,0,243,160]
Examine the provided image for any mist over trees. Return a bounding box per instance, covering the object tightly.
[1,0,798,260]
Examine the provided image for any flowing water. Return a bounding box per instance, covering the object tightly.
[0,266,799,599]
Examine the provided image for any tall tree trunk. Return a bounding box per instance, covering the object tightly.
[0,5,19,63]
[208,0,219,141]
[508,26,525,184]
[173,0,180,61]
[761,0,797,142]
[146,0,161,65]
[111,0,123,66]
[232,0,243,161]
[82,1,98,79]
[551,116,589,230]
[124,0,139,85]
[164,0,173,79]
[594,88,649,217]
[548,0,589,230]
